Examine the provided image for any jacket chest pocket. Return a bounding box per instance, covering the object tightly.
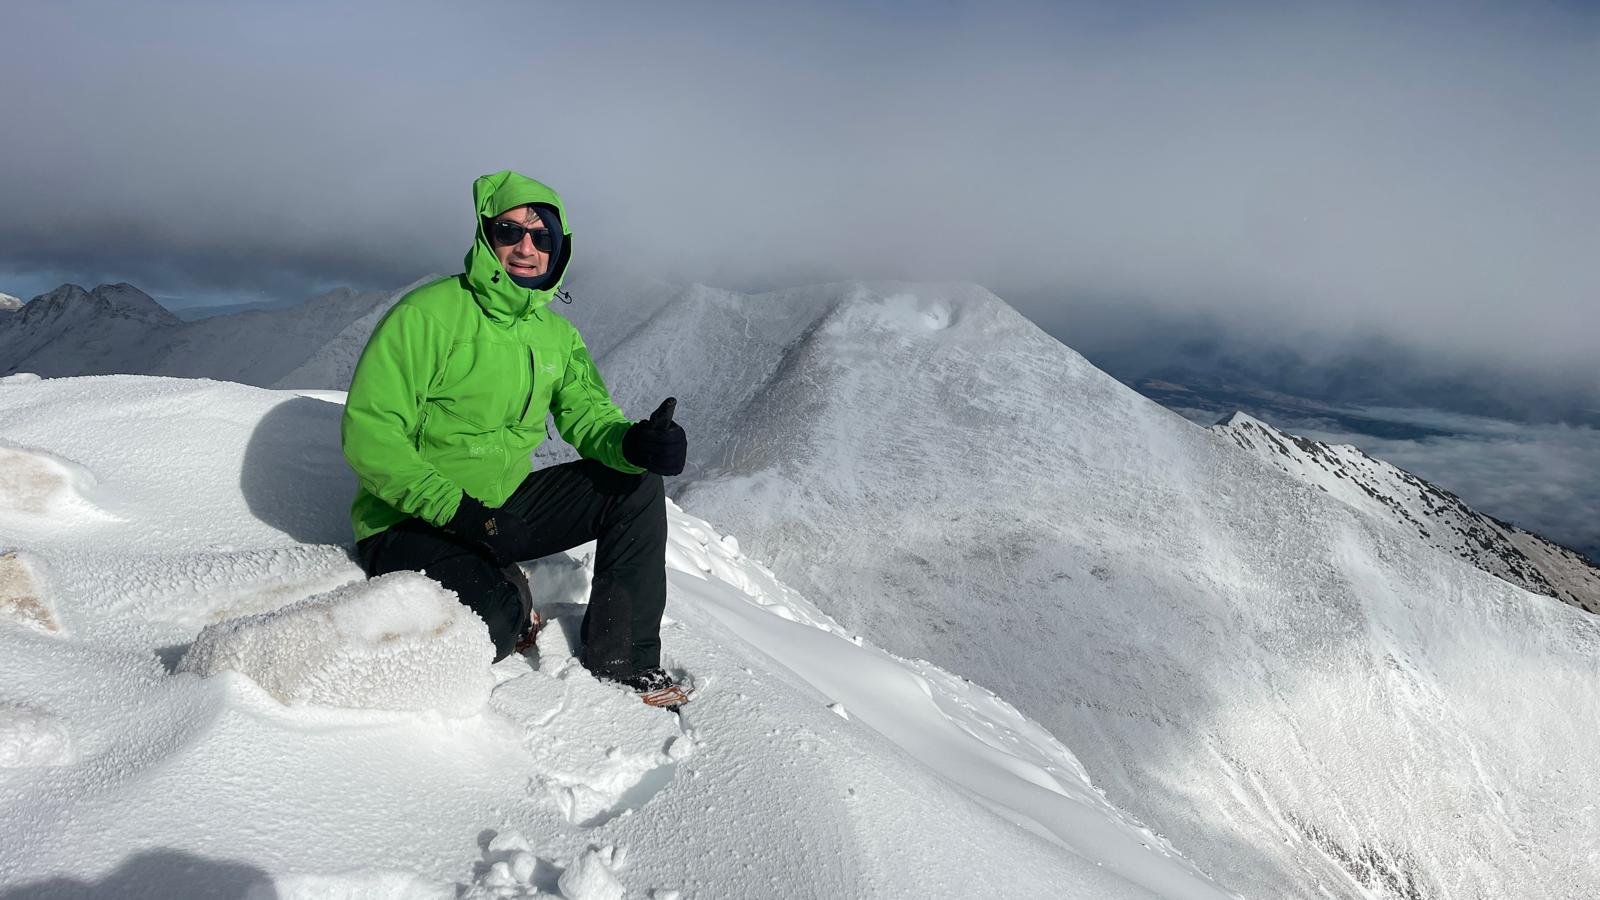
[517,345,564,428]
[433,341,527,429]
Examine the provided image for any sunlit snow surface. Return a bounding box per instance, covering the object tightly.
[0,375,1222,897]
[565,280,1600,898]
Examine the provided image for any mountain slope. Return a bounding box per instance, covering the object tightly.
[147,286,392,386]
[0,374,1226,898]
[555,280,1600,899]
[1212,411,1600,613]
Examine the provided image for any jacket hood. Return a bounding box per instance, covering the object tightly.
[465,170,574,324]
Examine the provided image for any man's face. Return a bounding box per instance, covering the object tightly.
[488,205,549,279]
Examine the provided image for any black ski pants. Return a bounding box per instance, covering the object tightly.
[355,459,667,676]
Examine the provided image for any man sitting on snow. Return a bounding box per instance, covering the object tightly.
[340,170,690,710]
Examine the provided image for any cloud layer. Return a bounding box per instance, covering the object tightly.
[3,1,1596,372]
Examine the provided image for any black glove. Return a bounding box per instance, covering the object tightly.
[443,493,535,565]
[622,397,687,476]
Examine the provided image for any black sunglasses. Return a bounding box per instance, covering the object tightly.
[488,219,554,252]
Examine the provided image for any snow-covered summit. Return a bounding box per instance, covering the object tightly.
[552,278,1600,898]
[1212,410,1600,613]
[0,293,23,312]
[0,374,1226,898]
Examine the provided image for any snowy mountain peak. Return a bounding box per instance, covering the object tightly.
[1212,410,1600,612]
[0,292,22,311]
[20,282,180,327]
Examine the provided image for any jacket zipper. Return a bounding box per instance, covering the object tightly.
[518,347,537,423]
[414,405,431,450]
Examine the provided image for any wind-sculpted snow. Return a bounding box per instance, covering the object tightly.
[178,572,497,715]
[0,441,116,528]
[0,702,73,768]
[556,279,1600,898]
[0,374,1216,897]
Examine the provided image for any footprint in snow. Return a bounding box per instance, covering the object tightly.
[490,605,698,827]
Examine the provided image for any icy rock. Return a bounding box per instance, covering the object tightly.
[0,550,62,635]
[487,829,534,858]
[508,852,537,885]
[178,571,495,715]
[557,846,624,900]
[0,444,100,519]
[0,702,73,767]
[483,862,518,889]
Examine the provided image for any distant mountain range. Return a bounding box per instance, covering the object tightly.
[4,277,1594,614]
[0,282,393,387]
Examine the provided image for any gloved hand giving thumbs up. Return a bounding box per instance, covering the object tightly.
[622,397,688,476]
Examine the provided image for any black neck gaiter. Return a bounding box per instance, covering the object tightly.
[508,205,565,291]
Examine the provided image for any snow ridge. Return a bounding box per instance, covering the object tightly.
[552,279,1600,899]
[1213,411,1600,613]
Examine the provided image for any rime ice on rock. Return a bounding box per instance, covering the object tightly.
[0,550,61,634]
[178,571,495,715]
[556,846,625,900]
[0,443,110,525]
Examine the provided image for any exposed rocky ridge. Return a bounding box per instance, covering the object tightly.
[1212,411,1600,613]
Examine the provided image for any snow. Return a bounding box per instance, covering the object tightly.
[6,276,1597,896]
[552,279,1600,898]
[1213,410,1600,613]
[0,373,1214,897]
[178,572,496,715]
[0,702,73,768]
[0,439,117,528]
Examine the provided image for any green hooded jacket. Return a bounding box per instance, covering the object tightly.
[341,170,643,543]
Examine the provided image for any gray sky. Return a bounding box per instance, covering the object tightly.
[2,0,1596,373]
